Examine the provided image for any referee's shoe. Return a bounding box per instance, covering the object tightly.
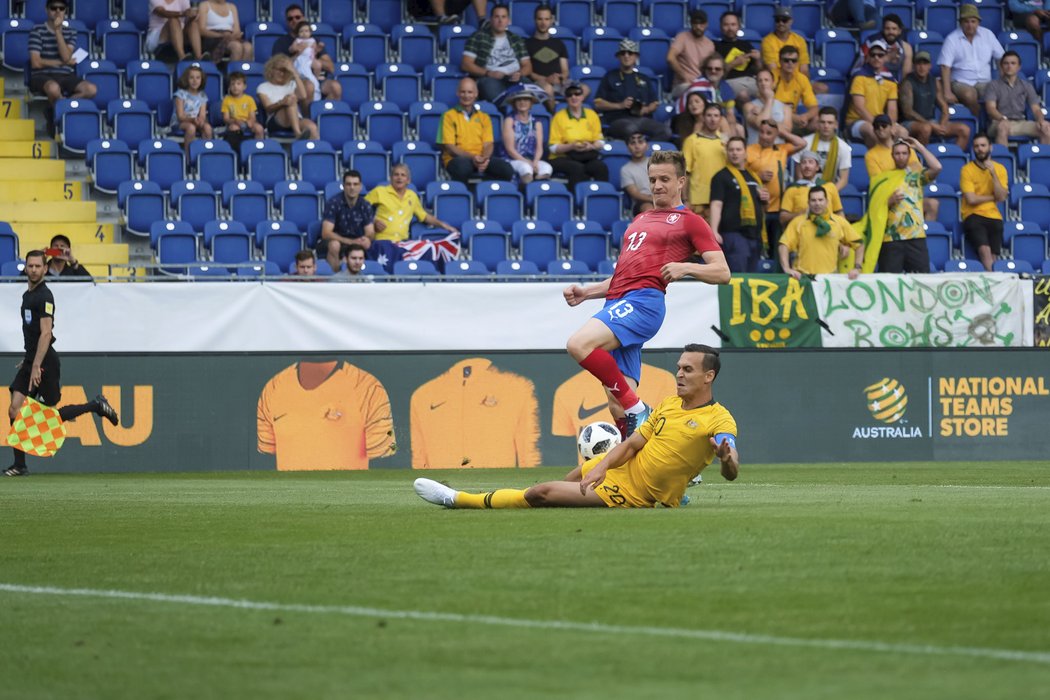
[95,395,119,426]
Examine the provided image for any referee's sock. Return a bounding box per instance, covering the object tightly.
[11,447,26,468]
[58,401,97,423]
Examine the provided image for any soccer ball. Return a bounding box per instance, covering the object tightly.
[577,421,621,460]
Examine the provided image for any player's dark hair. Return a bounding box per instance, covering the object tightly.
[294,249,316,263]
[649,149,686,178]
[25,250,47,263]
[684,344,721,377]
[49,234,71,248]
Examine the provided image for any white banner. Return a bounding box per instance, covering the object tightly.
[814,273,1032,347]
[0,281,723,352]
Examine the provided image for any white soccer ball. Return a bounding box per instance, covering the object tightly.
[577,421,621,460]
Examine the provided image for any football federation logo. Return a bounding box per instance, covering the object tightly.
[864,378,908,424]
[666,213,681,224]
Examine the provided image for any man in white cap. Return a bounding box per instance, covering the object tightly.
[845,39,906,146]
[594,38,672,142]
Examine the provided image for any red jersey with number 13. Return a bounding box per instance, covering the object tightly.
[607,208,721,299]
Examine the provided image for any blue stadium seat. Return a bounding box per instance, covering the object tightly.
[877,0,916,28]
[223,180,270,231]
[513,219,560,269]
[365,0,404,32]
[109,98,155,148]
[1005,221,1049,269]
[838,184,865,221]
[575,181,622,228]
[78,59,121,111]
[273,180,320,232]
[496,259,541,276]
[610,219,630,249]
[442,24,475,68]
[171,180,219,232]
[741,0,777,36]
[562,220,609,270]
[230,0,258,27]
[425,63,461,105]
[848,143,869,192]
[228,60,266,96]
[601,0,641,35]
[476,180,524,230]
[428,181,473,229]
[555,0,593,35]
[526,180,573,224]
[240,139,287,190]
[1023,146,1050,188]
[461,219,510,270]
[190,139,238,189]
[0,224,19,267]
[992,259,1034,273]
[547,26,579,67]
[816,29,858,76]
[126,61,174,126]
[999,30,1040,72]
[923,0,958,36]
[928,143,967,189]
[1012,183,1050,222]
[648,0,686,36]
[393,24,436,72]
[359,101,405,148]
[990,143,1015,184]
[319,0,357,30]
[150,220,198,262]
[204,220,254,265]
[943,104,978,141]
[547,258,592,276]
[583,27,624,72]
[334,62,372,110]
[184,262,232,277]
[923,223,953,271]
[510,0,543,34]
[924,184,961,230]
[122,0,152,30]
[119,180,166,237]
[97,19,141,67]
[597,258,617,276]
[444,259,491,279]
[391,141,440,190]
[393,259,440,276]
[312,99,356,150]
[236,260,282,277]
[55,98,101,154]
[410,100,449,145]
[87,139,133,194]
[246,21,286,63]
[1,19,34,71]
[292,140,339,189]
[343,140,389,189]
[256,219,304,270]
[629,27,672,90]
[790,0,823,38]
[344,23,388,71]
[943,259,984,272]
[376,63,422,110]
[138,138,185,191]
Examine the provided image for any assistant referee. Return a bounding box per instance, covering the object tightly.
[5,251,118,476]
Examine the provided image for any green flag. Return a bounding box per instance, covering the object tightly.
[716,274,823,348]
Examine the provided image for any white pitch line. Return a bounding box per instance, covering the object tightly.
[2,583,1048,665]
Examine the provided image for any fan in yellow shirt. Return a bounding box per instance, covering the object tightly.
[414,345,740,510]
[365,163,459,243]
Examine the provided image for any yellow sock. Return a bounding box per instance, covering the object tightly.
[454,489,530,509]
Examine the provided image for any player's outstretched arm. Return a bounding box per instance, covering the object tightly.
[579,431,646,493]
[563,277,612,306]
[711,435,739,481]
[660,249,731,285]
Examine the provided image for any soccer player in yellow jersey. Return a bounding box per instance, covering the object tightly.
[414,345,739,509]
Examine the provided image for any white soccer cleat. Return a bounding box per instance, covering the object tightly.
[414,478,457,508]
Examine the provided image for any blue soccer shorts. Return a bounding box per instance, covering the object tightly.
[591,288,666,383]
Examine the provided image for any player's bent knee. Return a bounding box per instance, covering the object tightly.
[524,484,551,506]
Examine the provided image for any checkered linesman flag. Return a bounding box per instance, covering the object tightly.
[6,396,66,457]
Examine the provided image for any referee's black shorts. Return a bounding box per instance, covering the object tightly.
[9,350,62,407]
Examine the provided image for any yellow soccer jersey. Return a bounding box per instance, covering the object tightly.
[551,365,678,464]
[411,358,541,469]
[257,361,396,471]
[596,395,737,508]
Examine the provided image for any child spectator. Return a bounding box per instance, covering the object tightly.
[501,87,553,184]
[291,21,323,103]
[173,65,212,155]
[221,71,264,142]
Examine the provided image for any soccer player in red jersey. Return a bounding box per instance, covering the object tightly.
[564,149,730,437]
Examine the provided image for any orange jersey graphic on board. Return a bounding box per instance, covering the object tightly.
[411,358,541,469]
[257,361,396,471]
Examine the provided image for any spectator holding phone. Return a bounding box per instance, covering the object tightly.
[42,235,92,279]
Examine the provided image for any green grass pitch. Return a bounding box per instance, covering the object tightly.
[2,462,1049,700]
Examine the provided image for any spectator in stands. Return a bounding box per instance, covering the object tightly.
[779,186,866,278]
[773,45,819,131]
[985,51,1050,145]
[526,5,575,112]
[330,243,368,282]
[747,119,806,258]
[548,81,609,188]
[900,51,971,149]
[939,4,1005,119]
[679,55,743,137]
[439,77,514,184]
[194,0,252,63]
[147,0,201,62]
[501,87,552,184]
[461,4,534,103]
[866,116,940,224]
[221,71,264,141]
[595,39,673,142]
[960,133,1010,271]
[257,55,319,140]
[427,0,489,25]
[319,170,375,271]
[667,9,716,98]
[795,106,852,190]
[288,22,324,103]
[172,65,212,156]
[43,235,91,279]
[762,7,813,79]
[780,151,846,227]
[367,163,459,243]
[292,249,317,276]
[714,11,761,102]
[745,68,791,144]
[27,1,97,118]
[1010,0,1050,42]
[827,0,877,30]
[851,14,913,83]
[684,103,729,216]
[272,4,341,102]
[846,40,906,146]
[878,137,941,273]
[672,90,708,144]
[710,136,770,272]
[620,131,654,216]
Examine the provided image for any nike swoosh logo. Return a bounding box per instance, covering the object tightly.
[577,402,608,421]
[273,413,287,422]
[430,402,446,410]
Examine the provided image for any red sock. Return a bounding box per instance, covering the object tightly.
[579,349,640,410]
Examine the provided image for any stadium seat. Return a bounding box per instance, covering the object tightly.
[409,100,448,144]
[185,262,233,278]
[603,0,641,35]
[365,0,404,32]
[391,141,440,190]
[376,63,423,111]
[992,259,1034,273]
[561,220,609,270]
[943,104,978,142]
[204,220,254,265]
[138,139,185,191]
[0,225,20,267]
[476,180,524,230]
[1012,183,1050,223]
[547,26,580,68]
[848,144,869,192]
[838,185,865,221]
[344,23,388,71]
[526,181,573,224]
[442,24,476,69]
[223,180,270,232]
[245,22,286,64]
[0,19,33,71]
[150,221,199,274]
[292,140,339,189]
[0,260,24,278]
[171,180,219,232]
[999,31,1040,72]
[273,181,320,232]
[236,260,282,278]
[119,181,165,237]
[928,143,967,188]
[256,220,304,270]
[583,27,624,72]
[877,0,916,28]
[1005,221,1049,269]
[109,99,155,151]
[555,0,592,35]
[319,0,357,31]
[334,63,372,110]
[427,181,473,230]
[610,219,631,249]
[240,139,287,191]
[514,219,560,269]
[97,19,141,67]
[496,259,541,276]
[547,258,592,276]
[393,259,440,276]
[923,0,958,36]
[923,223,953,271]
[741,0,777,36]
[313,99,356,150]
[943,259,984,272]
[816,29,858,76]
[78,60,122,111]
[359,101,405,149]
[445,259,491,279]
[462,219,510,270]
[575,181,622,229]
[924,184,961,230]
[190,139,238,189]
[342,140,389,189]
[87,139,133,194]
[126,61,174,127]
[990,143,1015,184]
[599,140,631,189]
[55,99,101,154]
[790,0,824,38]
[393,24,436,72]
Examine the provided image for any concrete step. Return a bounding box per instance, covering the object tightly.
[0,200,97,223]
[0,180,82,202]
[0,120,35,141]
[0,157,65,179]
[0,96,23,120]
[0,140,53,157]
[12,222,116,244]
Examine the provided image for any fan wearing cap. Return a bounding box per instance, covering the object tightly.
[501,87,554,184]
[865,115,941,227]
[761,7,809,75]
[850,14,913,83]
[900,51,972,150]
[938,4,1005,119]
[845,40,906,146]
[460,4,535,103]
[667,9,717,98]
[780,152,845,228]
[27,1,98,114]
[594,39,673,142]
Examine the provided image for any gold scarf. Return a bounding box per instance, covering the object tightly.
[727,164,757,227]
[811,134,838,185]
